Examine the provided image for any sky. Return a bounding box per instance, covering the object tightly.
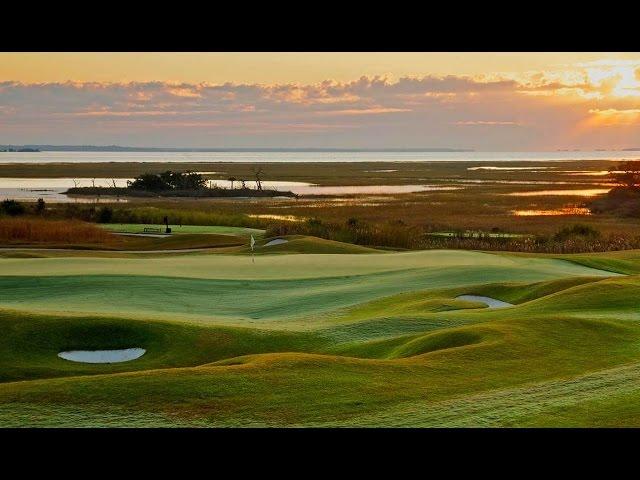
[1,52,640,150]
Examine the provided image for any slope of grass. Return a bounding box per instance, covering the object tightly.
[0,247,639,427]
[2,311,640,427]
[456,276,605,304]
[558,250,640,275]
[245,235,383,255]
[0,250,614,326]
[0,249,613,280]
[0,308,323,383]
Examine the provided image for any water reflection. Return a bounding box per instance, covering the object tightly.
[0,178,132,203]
[511,207,591,216]
[247,214,305,222]
[507,189,610,197]
[467,166,555,171]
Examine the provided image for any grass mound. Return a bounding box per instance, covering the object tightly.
[0,308,323,383]
[331,328,487,359]
[457,276,606,305]
[246,235,383,254]
[560,250,640,275]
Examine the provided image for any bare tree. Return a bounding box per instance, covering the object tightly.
[252,167,264,191]
[228,176,236,189]
[72,179,79,188]
[91,178,96,188]
[111,179,117,188]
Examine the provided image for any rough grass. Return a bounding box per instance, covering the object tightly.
[0,217,116,244]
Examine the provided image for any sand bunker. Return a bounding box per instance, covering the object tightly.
[58,348,146,364]
[264,238,289,247]
[456,295,513,309]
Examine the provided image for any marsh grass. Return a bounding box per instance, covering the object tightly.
[267,217,640,253]
[0,217,116,244]
[49,204,267,230]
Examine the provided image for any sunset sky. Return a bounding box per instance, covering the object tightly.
[1,52,640,150]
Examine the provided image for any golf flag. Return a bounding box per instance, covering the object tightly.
[250,234,256,251]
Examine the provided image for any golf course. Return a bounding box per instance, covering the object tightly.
[1,233,639,427]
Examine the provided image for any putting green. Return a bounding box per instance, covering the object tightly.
[0,250,615,326]
[0,249,614,281]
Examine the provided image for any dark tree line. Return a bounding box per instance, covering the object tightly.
[610,161,640,189]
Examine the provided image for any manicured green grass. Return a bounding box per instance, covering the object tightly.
[0,250,612,326]
[100,223,265,237]
[0,246,639,427]
[559,250,640,275]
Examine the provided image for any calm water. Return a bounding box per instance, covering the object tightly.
[0,177,459,202]
[0,150,638,164]
[0,178,132,203]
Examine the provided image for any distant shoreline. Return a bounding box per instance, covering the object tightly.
[1,145,475,153]
[2,145,639,154]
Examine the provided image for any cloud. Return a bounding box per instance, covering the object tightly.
[587,108,640,125]
[1,74,639,149]
[453,120,523,126]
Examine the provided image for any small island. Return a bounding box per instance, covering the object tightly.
[0,146,40,152]
[65,170,297,198]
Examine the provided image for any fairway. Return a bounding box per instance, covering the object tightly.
[100,223,265,237]
[0,242,638,427]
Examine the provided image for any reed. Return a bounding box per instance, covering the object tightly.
[0,217,115,244]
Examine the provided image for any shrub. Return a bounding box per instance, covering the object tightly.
[1,200,26,216]
[554,224,601,242]
[97,206,113,223]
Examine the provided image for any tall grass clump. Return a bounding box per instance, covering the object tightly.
[0,217,116,244]
[267,217,421,249]
[48,205,266,229]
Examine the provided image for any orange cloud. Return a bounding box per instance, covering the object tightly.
[453,120,522,126]
[587,108,640,126]
[316,107,411,116]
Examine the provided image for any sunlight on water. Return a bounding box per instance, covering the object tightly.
[507,189,610,197]
[511,207,592,216]
[247,214,305,222]
[467,166,556,171]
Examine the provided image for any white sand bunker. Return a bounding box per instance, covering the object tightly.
[455,295,513,309]
[58,348,146,364]
[264,238,289,247]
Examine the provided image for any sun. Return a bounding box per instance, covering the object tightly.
[586,65,640,97]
